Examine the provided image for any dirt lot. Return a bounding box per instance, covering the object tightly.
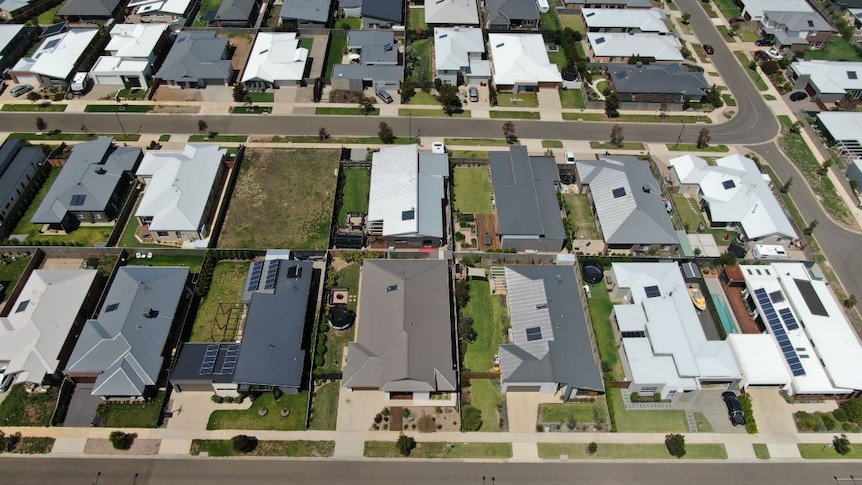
[84,438,161,455]
[223,33,253,80]
[218,148,340,249]
[152,86,202,102]
[152,105,200,113]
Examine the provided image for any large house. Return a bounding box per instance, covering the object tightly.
[126,0,197,25]
[486,0,539,29]
[488,33,562,92]
[361,0,403,28]
[9,29,98,88]
[332,30,402,92]
[0,269,99,389]
[489,146,566,252]
[64,266,191,400]
[499,265,605,400]
[581,8,669,33]
[0,0,56,21]
[0,139,45,231]
[575,156,678,253]
[90,23,171,90]
[434,27,489,86]
[134,144,227,245]
[587,32,683,62]
[213,0,261,27]
[30,137,141,233]
[343,259,457,399]
[669,153,797,243]
[760,10,832,51]
[278,0,333,28]
[156,31,233,88]
[564,0,652,8]
[815,112,862,163]
[366,144,449,249]
[608,63,709,103]
[0,24,38,74]
[738,0,812,21]
[790,60,862,103]
[58,0,124,22]
[242,32,309,89]
[426,0,480,26]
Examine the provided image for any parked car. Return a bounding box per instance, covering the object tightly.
[469,86,479,102]
[703,44,715,55]
[0,367,13,393]
[375,89,393,104]
[755,38,775,47]
[565,151,575,164]
[10,84,33,97]
[765,48,782,59]
[431,141,445,154]
[754,50,770,61]
[789,91,808,102]
[728,17,746,24]
[722,391,746,426]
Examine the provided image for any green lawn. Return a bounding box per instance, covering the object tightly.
[299,37,313,51]
[451,150,492,159]
[733,51,769,91]
[399,108,470,118]
[463,280,508,372]
[805,38,862,62]
[469,379,502,432]
[539,443,727,460]
[187,135,248,142]
[763,94,777,100]
[798,443,862,459]
[454,167,493,214]
[540,399,605,424]
[325,34,347,77]
[407,91,440,105]
[84,105,154,113]
[590,142,645,151]
[189,261,250,342]
[713,0,742,18]
[338,168,370,226]
[667,143,729,153]
[365,441,512,459]
[316,107,379,116]
[609,389,689,432]
[548,50,568,69]
[96,391,165,428]
[559,14,586,32]
[247,92,275,103]
[562,113,711,123]
[496,93,538,108]
[0,256,31,304]
[672,194,704,232]
[542,140,564,148]
[721,93,737,107]
[1,104,67,112]
[0,385,59,426]
[194,0,223,25]
[37,3,62,24]
[336,17,362,30]
[490,110,540,120]
[207,391,308,430]
[753,443,770,459]
[564,194,599,240]
[309,382,339,430]
[336,263,360,309]
[410,38,434,83]
[445,138,510,147]
[540,9,561,31]
[701,1,719,18]
[559,89,586,109]
[587,283,620,380]
[408,7,427,31]
[192,439,333,457]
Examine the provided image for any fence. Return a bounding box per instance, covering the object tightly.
[206,145,246,249]
[453,251,559,265]
[105,181,143,248]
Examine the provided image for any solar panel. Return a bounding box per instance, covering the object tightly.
[199,344,219,375]
[754,288,805,376]
[778,308,799,330]
[722,180,736,190]
[612,187,626,198]
[219,344,240,375]
[525,326,542,342]
[70,194,86,206]
[263,261,279,290]
[247,261,264,291]
[644,285,661,298]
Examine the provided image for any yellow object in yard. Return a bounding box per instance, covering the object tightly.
[689,286,707,311]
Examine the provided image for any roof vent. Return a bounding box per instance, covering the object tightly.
[642,184,651,193]
[95,167,107,175]
[143,308,159,318]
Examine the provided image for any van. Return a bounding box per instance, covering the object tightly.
[10,84,33,97]
[70,72,90,94]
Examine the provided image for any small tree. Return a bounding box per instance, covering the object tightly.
[788,121,803,135]
[839,398,862,422]
[780,176,793,194]
[587,442,598,454]
[109,431,135,450]
[659,102,668,119]
[359,98,374,114]
[232,83,247,102]
[401,80,416,103]
[696,128,711,149]
[35,116,47,132]
[80,124,89,135]
[844,295,858,309]
[503,121,516,144]
[816,159,833,176]
[396,434,416,456]
[437,83,462,115]
[197,119,209,138]
[610,124,624,148]
[318,127,329,140]
[378,122,394,144]
[681,12,691,24]
[716,252,737,266]
[232,434,259,453]
[605,92,620,118]
[26,91,41,102]
[704,85,723,108]
[665,433,686,458]
[748,60,758,71]
[460,406,483,432]
[833,434,851,455]
[803,219,818,236]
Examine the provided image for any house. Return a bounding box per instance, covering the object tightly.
[361,0,403,28]
[156,31,233,88]
[760,10,832,51]
[30,137,141,233]
[171,257,313,395]
[426,0,480,26]
[90,23,171,90]
[127,0,198,25]
[342,259,457,398]
[489,146,566,252]
[213,0,261,27]
[366,144,449,248]
[790,60,862,103]
[332,30,402,91]
[486,0,539,29]
[739,0,812,21]
[563,0,652,8]
[134,144,227,245]
[242,32,309,89]
[0,24,38,74]
[0,139,45,230]
[345,30,398,65]
[0,270,99,389]
[608,63,709,103]
[488,33,562,92]
[9,29,98,88]
[575,156,678,253]
[815,112,862,164]
[581,8,669,33]
[737,263,862,395]
[611,262,742,399]
[278,0,333,28]
[434,27,490,85]
[587,32,683,62]
[64,266,191,400]
[670,154,797,243]
[499,265,605,400]
[57,0,124,22]
[847,159,862,187]
[0,0,48,21]
[342,0,361,18]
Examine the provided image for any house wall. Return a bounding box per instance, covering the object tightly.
[501,380,557,394]
[500,234,565,252]
[363,16,397,28]
[0,154,41,225]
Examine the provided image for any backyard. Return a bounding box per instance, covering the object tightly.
[409,39,434,84]
[95,391,166,428]
[319,263,359,373]
[408,7,427,31]
[308,381,339,430]
[207,391,309,431]
[671,194,705,232]
[338,169,370,227]
[325,34,347,77]
[194,0,223,26]
[587,283,621,380]
[0,255,31,303]
[453,167,493,214]
[219,148,339,249]
[189,261,251,342]
[559,14,586,32]
[804,38,862,62]
[564,194,599,240]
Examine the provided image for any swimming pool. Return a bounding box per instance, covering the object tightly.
[712,296,738,335]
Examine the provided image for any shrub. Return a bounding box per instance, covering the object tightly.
[382,407,390,417]
[833,408,849,422]
[654,393,662,402]
[396,434,416,456]
[403,408,411,419]
[109,431,135,450]
[839,398,862,423]
[822,413,837,431]
[536,424,544,432]
[224,396,234,403]
[211,394,224,403]
[630,392,640,401]
[665,433,686,458]
[843,422,855,432]
[587,442,598,454]
[461,406,482,432]
[374,413,383,424]
[739,394,757,434]
[833,434,851,455]
[232,434,258,453]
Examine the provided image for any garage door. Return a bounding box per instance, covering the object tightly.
[95,75,122,85]
[15,75,38,86]
[506,385,541,392]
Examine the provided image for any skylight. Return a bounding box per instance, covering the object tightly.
[70,194,86,206]
[15,300,30,313]
[106,303,119,312]
[644,285,661,298]
[525,326,542,341]
[612,187,626,198]
[849,71,858,80]
[386,284,399,293]
[722,180,736,190]
[401,209,415,221]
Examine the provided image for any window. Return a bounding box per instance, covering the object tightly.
[15,300,30,313]
[644,285,661,298]
[401,209,415,221]
[621,330,646,338]
[157,231,169,237]
[105,303,119,312]
[722,180,736,190]
[640,387,657,394]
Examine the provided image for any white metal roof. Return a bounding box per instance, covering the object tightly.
[582,8,669,33]
[128,0,193,15]
[12,29,98,80]
[425,0,480,25]
[241,32,309,84]
[728,333,792,386]
[817,111,862,143]
[106,23,167,58]
[791,61,862,96]
[488,33,562,86]
[434,27,485,73]
[368,144,420,237]
[740,0,812,18]
[670,153,796,240]
[135,144,225,232]
[91,56,150,76]
[588,32,683,61]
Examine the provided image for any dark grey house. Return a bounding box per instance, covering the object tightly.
[58,0,124,22]
[361,0,402,27]
[30,137,141,233]
[486,0,539,30]
[213,0,261,27]
[608,63,710,103]
[490,146,566,252]
[0,139,45,232]
[0,25,38,74]
[499,265,605,400]
[156,31,233,88]
[279,0,333,28]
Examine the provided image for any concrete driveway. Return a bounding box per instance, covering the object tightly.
[506,392,560,432]
[64,384,101,427]
[675,389,747,433]
[747,388,799,437]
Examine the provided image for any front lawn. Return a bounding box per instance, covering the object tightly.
[453,167,493,214]
[798,443,862,459]
[733,51,769,91]
[587,283,621,380]
[316,107,379,116]
[496,93,538,108]
[338,168,370,226]
[562,113,711,123]
[95,391,165,428]
[590,142,645,151]
[804,38,862,62]
[469,379,503,432]
[490,111,540,120]
[207,391,308,430]
[192,439,333,457]
[0,385,59,426]
[667,143,729,153]
[364,441,512,459]
[445,138,510,147]
[539,443,727,460]
[247,92,275,103]
[559,89,586,109]
[609,389,689,432]
[713,0,742,18]
[754,443,770,459]
[1,104,67,112]
[540,399,605,424]
[462,280,508,372]
[8,133,140,142]
[564,194,599,240]
[325,34,347,77]
[309,382,339,430]
[399,108,470,118]
[406,90,440,105]
[189,261,250,342]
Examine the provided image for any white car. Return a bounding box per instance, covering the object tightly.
[565,151,575,164]
[765,48,782,60]
[432,142,445,154]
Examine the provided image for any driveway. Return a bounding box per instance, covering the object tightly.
[674,389,747,434]
[747,388,799,437]
[506,392,560,432]
[64,384,101,427]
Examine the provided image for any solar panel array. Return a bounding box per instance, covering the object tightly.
[525,326,543,342]
[199,344,219,375]
[754,288,805,376]
[264,261,279,290]
[778,308,799,330]
[220,344,240,375]
[247,261,264,292]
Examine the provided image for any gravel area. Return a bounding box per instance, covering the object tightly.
[84,438,161,455]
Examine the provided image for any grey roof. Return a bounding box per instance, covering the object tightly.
[490,146,565,239]
[331,63,403,83]
[609,63,709,96]
[0,140,43,210]
[486,0,539,26]
[576,156,677,245]
[215,0,257,21]
[65,266,189,398]
[343,260,456,392]
[418,153,449,238]
[347,30,398,64]
[361,0,402,23]
[564,0,652,6]
[0,0,32,13]
[279,0,332,22]
[500,265,605,393]
[232,260,312,389]
[58,0,121,16]
[156,31,232,83]
[764,10,831,32]
[341,0,361,7]
[31,137,140,224]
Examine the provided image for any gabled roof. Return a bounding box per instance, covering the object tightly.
[500,266,604,393]
[0,24,24,52]
[279,0,332,22]
[106,23,167,59]
[582,8,669,33]
[588,32,683,61]
[426,0,480,25]
[135,144,225,232]
[0,139,44,206]
[739,0,812,18]
[434,27,484,72]
[347,30,398,64]
[128,0,195,16]
[670,153,796,240]
[486,0,539,25]
[12,29,98,80]
[242,32,308,84]
[58,0,121,17]
[576,156,677,245]
[609,63,709,96]
[215,0,257,21]
[763,9,831,31]
[0,0,32,14]
[65,266,189,398]
[488,33,562,86]
[792,60,862,95]
[156,31,232,83]
[0,270,97,386]
[31,137,140,224]
[361,0,402,23]
[343,260,456,392]
[489,146,565,239]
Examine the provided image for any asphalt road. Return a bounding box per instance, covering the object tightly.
[0,457,859,485]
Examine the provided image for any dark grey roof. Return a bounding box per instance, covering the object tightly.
[156,31,233,83]
[341,0,362,7]
[0,140,43,213]
[231,260,312,389]
[170,342,237,385]
[347,30,398,64]
[279,0,332,22]
[332,63,403,83]
[500,265,605,393]
[215,0,257,21]
[486,0,539,26]
[490,146,565,240]
[609,63,709,96]
[58,0,121,16]
[361,0,402,23]
[31,137,140,224]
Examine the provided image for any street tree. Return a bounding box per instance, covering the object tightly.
[803,219,819,236]
[605,92,620,118]
[665,433,686,458]
[436,83,462,115]
[696,128,711,148]
[503,121,516,143]
[197,119,209,138]
[844,295,857,309]
[396,434,416,456]
[378,122,394,144]
[318,127,329,140]
[780,176,793,194]
[610,124,624,148]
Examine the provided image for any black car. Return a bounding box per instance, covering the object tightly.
[722,391,746,426]
[755,38,774,47]
[753,50,770,61]
[789,91,808,102]
[703,44,715,55]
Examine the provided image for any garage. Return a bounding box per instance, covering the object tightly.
[12,75,39,86]
[505,385,541,392]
